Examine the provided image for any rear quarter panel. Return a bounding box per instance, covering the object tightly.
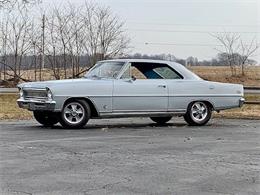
[167,80,243,111]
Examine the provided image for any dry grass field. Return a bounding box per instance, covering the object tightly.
[0,94,32,120]
[190,66,260,87]
[1,65,259,121]
[1,65,260,87]
[0,94,259,121]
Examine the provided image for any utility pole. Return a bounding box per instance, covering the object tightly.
[40,14,45,81]
[3,32,7,81]
[33,41,37,81]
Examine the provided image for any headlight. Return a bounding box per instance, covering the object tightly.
[19,88,23,97]
[47,89,53,101]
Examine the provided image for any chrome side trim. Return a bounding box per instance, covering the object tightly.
[171,94,243,97]
[54,94,242,98]
[54,95,242,98]
[112,109,185,112]
[99,111,186,118]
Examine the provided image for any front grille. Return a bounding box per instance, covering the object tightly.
[24,89,48,101]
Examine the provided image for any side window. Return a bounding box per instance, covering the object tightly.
[120,62,183,80]
[131,66,147,79]
[121,65,131,79]
[120,64,147,79]
[153,66,182,79]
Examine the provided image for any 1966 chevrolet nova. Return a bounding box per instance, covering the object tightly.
[17,59,245,128]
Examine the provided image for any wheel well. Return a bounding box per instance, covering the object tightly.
[188,100,215,111]
[63,97,99,118]
[203,101,214,111]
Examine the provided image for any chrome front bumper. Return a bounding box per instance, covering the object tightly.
[239,97,245,107]
[17,98,56,111]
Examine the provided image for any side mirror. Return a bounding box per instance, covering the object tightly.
[125,76,136,83]
[131,76,136,81]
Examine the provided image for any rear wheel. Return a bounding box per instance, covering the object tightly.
[59,99,90,129]
[184,101,212,126]
[33,111,59,127]
[150,116,172,125]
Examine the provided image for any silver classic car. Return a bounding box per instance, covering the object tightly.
[17,59,245,128]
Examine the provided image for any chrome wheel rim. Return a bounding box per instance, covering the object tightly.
[190,102,208,123]
[63,102,85,124]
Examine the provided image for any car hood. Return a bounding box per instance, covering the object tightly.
[18,78,111,89]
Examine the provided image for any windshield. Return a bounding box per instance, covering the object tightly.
[85,61,125,79]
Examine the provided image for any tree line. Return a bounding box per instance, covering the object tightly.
[0,0,258,86]
[0,0,130,84]
[125,51,257,69]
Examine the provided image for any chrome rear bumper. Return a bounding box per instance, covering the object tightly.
[17,98,56,111]
[239,98,245,107]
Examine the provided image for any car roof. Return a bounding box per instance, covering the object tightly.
[99,59,202,80]
[101,58,173,64]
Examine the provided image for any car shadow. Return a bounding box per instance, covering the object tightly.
[86,122,188,130]
[28,121,201,131]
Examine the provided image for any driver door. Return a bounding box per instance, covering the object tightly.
[112,63,168,112]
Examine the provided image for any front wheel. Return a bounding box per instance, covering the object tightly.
[150,116,172,125]
[33,111,59,127]
[59,99,90,129]
[184,101,212,126]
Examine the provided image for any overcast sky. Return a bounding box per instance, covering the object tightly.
[41,0,259,62]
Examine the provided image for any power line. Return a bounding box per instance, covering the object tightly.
[128,22,260,28]
[142,42,222,47]
[127,28,260,34]
[136,42,256,47]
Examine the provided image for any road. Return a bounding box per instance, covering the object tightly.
[0,118,259,195]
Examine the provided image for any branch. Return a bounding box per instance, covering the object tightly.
[0,61,32,82]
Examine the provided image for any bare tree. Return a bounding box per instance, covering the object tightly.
[53,6,75,79]
[213,33,259,76]
[239,38,258,76]
[66,3,85,78]
[0,17,8,80]
[81,2,130,66]
[96,6,130,60]
[29,20,41,81]
[45,3,85,79]
[0,0,41,9]
[81,2,100,66]
[45,12,61,80]
[43,1,130,78]
[212,33,241,76]
[0,3,33,84]
[0,0,130,85]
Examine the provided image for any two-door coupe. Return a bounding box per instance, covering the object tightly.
[17,59,245,128]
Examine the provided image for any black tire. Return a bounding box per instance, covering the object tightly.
[184,101,212,126]
[59,99,91,129]
[150,116,172,125]
[33,111,59,127]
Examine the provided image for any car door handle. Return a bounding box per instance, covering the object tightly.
[158,85,166,88]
